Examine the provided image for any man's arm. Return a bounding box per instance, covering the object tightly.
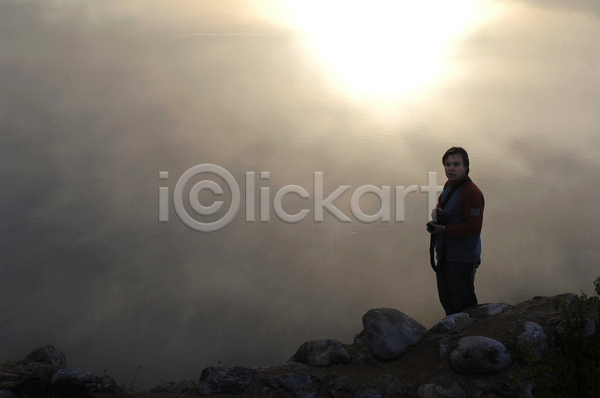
[444,182,484,238]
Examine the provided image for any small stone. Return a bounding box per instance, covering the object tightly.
[517,322,549,357]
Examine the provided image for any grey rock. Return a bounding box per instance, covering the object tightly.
[450,336,511,374]
[291,339,351,367]
[362,308,428,360]
[517,322,550,357]
[24,345,66,369]
[417,381,466,398]
[50,369,96,395]
[466,303,511,319]
[198,366,254,395]
[0,362,57,392]
[584,319,596,336]
[354,385,385,398]
[484,303,511,315]
[439,339,450,358]
[264,374,316,398]
[51,368,96,385]
[431,313,472,334]
[557,319,596,337]
[96,374,117,391]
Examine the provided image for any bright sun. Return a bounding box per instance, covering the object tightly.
[263,0,490,99]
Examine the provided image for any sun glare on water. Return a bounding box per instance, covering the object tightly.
[263,1,492,100]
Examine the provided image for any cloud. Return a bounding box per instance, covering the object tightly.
[2,0,600,390]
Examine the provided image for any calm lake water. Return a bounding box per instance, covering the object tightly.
[1,0,599,389]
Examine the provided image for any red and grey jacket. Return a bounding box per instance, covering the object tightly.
[435,176,484,263]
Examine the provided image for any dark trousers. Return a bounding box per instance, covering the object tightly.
[436,261,478,316]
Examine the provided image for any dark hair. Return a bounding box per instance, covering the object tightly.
[442,147,470,175]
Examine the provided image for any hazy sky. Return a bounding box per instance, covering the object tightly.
[1,0,599,389]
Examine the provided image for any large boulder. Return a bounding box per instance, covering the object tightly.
[198,366,254,395]
[24,345,66,369]
[362,308,428,360]
[291,339,351,367]
[449,336,511,374]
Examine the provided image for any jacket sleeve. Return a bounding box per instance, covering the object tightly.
[445,182,484,238]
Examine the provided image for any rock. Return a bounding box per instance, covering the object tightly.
[96,374,117,391]
[449,336,511,374]
[362,308,428,360]
[517,322,550,357]
[431,313,472,334]
[24,345,66,369]
[0,362,58,395]
[198,366,254,395]
[51,368,95,385]
[354,385,385,398]
[291,339,351,367]
[557,319,596,337]
[50,369,96,395]
[439,339,451,358]
[417,381,466,398]
[264,374,316,398]
[466,303,511,319]
[0,391,17,398]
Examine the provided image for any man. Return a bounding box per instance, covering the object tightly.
[426,147,484,316]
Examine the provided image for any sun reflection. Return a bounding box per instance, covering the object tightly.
[261,1,493,100]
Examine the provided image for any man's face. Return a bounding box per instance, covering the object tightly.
[444,154,467,183]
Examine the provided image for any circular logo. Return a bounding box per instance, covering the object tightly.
[173,164,240,232]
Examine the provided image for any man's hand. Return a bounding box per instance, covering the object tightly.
[426,223,445,234]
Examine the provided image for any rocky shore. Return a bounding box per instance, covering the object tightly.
[1,292,597,398]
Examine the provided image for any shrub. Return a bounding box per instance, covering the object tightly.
[520,276,600,398]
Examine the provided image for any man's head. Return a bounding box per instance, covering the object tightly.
[442,147,469,183]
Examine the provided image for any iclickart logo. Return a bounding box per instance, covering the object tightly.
[158,164,444,232]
